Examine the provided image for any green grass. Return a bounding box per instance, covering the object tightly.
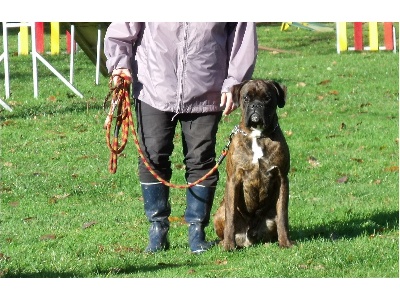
[0,23,398,280]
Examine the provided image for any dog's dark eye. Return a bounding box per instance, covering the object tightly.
[243,95,250,102]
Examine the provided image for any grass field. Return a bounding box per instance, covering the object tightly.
[0,22,399,295]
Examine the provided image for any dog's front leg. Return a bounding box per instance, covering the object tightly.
[223,179,240,251]
[276,174,293,248]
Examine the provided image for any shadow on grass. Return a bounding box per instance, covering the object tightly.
[292,209,399,242]
[1,98,105,121]
[4,261,200,278]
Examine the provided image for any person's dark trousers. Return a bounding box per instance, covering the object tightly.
[135,100,222,252]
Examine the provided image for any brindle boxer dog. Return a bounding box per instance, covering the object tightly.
[213,79,293,251]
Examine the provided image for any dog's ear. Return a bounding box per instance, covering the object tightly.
[230,80,249,107]
[267,81,287,108]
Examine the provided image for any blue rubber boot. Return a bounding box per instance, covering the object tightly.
[185,185,216,254]
[141,183,171,253]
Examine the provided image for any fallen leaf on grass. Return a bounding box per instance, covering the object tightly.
[168,216,185,224]
[9,201,19,207]
[318,79,331,85]
[215,259,228,265]
[78,155,91,160]
[308,156,320,167]
[336,176,349,183]
[285,130,293,137]
[314,265,325,270]
[1,186,12,192]
[40,234,56,241]
[297,82,306,87]
[360,102,372,108]
[298,264,308,269]
[0,253,11,261]
[174,163,185,170]
[384,166,398,172]
[280,111,288,118]
[350,158,364,163]
[49,193,70,204]
[82,221,97,229]
[1,120,16,126]
[48,95,57,102]
[114,245,134,253]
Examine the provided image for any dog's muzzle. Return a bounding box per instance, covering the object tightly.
[250,113,261,123]
[246,101,265,128]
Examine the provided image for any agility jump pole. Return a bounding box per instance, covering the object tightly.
[31,23,83,98]
[1,22,83,100]
[66,23,102,85]
[96,24,102,85]
[1,23,13,110]
[336,22,397,53]
[25,22,77,84]
[66,24,79,84]
[69,24,75,84]
[19,22,77,55]
[2,23,13,100]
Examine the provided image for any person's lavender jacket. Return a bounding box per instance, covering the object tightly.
[104,22,258,114]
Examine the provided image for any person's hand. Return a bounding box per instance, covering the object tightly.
[220,92,236,116]
[111,68,132,85]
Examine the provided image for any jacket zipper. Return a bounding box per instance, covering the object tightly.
[175,22,189,116]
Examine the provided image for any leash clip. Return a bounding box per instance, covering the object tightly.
[232,124,248,137]
[222,124,245,153]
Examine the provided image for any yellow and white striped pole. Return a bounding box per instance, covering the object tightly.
[18,23,29,55]
[336,22,348,53]
[50,22,60,55]
[368,22,379,51]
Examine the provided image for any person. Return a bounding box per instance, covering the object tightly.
[104,22,258,254]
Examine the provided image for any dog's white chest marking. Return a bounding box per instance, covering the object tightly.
[250,129,263,163]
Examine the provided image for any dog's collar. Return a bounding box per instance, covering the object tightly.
[263,123,280,137]
[232,124,248,136]
[233,123,279,139]
[225,123,279,153]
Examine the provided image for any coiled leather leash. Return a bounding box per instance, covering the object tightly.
[103,75,230,188]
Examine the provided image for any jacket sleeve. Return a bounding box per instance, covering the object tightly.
[104,22,142,73]
[221,22,258,93]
